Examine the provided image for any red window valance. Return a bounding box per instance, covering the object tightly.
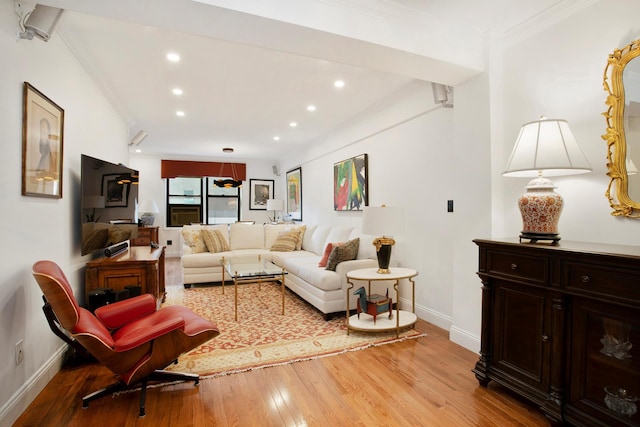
[161,160,246,180]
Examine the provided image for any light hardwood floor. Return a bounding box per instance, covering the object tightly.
[14,259,551,426]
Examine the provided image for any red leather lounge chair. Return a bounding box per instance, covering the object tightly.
[32,260,219,417]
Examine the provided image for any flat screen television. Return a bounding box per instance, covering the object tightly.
[81,154,139,255]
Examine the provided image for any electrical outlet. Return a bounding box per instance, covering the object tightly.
[15,340,24,365]
[167,240,173,246]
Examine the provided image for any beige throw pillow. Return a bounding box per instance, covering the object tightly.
[270,230,301,252]
[325,238,359,271]
[182,227,207,253]
[202,229,230,253]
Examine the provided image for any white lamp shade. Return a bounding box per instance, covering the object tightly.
[139,200,160,214]
[266,199,284,211]
[362,206,405,237]
[84,195,105,209]
[503,118,592,177]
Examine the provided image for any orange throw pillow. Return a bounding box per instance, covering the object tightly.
[318,242,340,267]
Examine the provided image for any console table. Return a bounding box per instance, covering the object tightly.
[473,238,640,426]
[85,246,165,307]
[346,267,417,337]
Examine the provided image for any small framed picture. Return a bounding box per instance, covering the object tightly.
[286,167,302,221]
[22,82,65,198]
[249,179,274,210]
[102,174,130,208]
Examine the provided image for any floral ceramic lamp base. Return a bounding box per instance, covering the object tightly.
[518,176,563,244]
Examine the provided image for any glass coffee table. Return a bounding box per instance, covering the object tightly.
[221,256,287,321]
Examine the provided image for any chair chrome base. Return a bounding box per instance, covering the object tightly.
[82,370,200,417]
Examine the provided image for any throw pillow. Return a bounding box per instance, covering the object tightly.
[82,228,108,254]
[106,227,131,246]
[270,231,300,252]
[202,229,230,253]
[318,242,341,267]
[295,225,306,250]
[325,238,360,271]
[181,227,207,254]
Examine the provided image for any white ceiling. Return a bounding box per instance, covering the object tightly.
[30,0,588,160]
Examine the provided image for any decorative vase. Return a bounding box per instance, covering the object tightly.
[518,176,563,244]
[140,213,155,226]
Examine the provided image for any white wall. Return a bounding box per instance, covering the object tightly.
[497,0,640,244]
[0,2,130,424]
[281,82,461,330]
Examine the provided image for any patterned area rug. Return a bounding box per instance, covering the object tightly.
[163,282,424,378]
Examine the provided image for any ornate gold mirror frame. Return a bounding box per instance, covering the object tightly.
[603,39,640,217]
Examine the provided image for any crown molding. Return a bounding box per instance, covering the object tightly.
[503,0,599,47]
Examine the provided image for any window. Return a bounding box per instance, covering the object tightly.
[206,178,240,224]
[166,177,240,227]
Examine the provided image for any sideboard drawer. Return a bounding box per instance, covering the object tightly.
[486,250,548,285]
[565,262,640,304]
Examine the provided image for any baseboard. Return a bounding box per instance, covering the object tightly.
[399,297,452,331]
[449,325,480,353]
[399,297,480,353]
[0,345,66,426]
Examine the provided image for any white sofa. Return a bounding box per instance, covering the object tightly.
[180,223,379,317]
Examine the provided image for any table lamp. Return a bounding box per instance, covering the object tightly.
[503,117,591,244]
[362,205,405,273]
[139,200,160,226]
[266,199,284,223]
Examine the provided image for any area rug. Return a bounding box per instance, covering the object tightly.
[163,282,424,378]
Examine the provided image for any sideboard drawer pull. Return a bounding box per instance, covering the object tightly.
[511,264,518,270]
[542,335,550,343]
[581,275,591,283]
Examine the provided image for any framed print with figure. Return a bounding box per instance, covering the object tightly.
[249,179,274,210]
[22,82,65,198]
[286,167,302,221]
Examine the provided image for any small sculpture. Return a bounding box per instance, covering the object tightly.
[354,286,392,324]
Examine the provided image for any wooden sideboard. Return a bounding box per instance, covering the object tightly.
[473,238,640,426]
[130,226,159,247]
[85,246,165,307]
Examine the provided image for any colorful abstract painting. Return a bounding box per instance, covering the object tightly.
[333,154,368,211]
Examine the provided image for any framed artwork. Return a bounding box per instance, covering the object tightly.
[22,82,65,198]
[249,179,274,210]
[101,174,130,207]
[334,153,368,211]
[286,167,302,221]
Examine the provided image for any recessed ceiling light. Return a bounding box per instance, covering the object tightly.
[307,105,316,112]
[172,88,183,95]
[334,80,345,88]
[222,147,234,153]
[273,136,280,141]
[135,148,142,153]
[289,122,297,127]
[176,111,185,117]
[166,52,180,62]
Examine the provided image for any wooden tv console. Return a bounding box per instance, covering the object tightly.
[85,245,165,307]
[473,238,640,426]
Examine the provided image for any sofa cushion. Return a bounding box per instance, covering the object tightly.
[308,225,331,255]
[301,224,317,251]
[348,229,377,260]
[230,223,264,250]
[323,226,353,250]
[326,238,360,271]
[202,229,230,253]
[270,230,301,252]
